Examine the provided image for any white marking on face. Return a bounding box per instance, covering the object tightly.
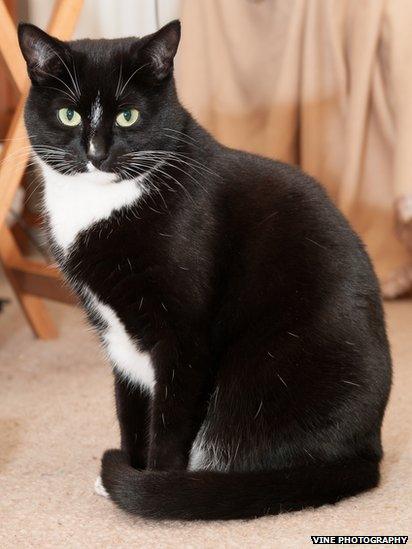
[37,156,145,253]
[82,286,155,393]
[89,139,97,156]
[90,91,102,130]
[88,93,103,159]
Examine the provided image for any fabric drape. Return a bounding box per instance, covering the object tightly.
[176,0,412,297]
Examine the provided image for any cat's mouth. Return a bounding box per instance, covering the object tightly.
[84,161,148,183]
[86,161,114,176]
[82,162,122,183]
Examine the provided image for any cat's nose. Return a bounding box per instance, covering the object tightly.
[87,138,108,168]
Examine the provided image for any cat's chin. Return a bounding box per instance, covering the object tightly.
[77,168,121,185]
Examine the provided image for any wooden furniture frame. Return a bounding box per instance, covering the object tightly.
[0,0,82,338]
[0,0,18,137]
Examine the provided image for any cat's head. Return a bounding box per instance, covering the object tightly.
[18,21,183,181]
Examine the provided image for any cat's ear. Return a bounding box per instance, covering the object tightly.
[137,20,181,82]
[18,23,70,84]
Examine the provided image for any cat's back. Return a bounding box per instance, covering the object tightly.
[208,147,382,331]
[213,147,368,268]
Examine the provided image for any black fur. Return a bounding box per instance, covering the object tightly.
[19,21,392,520]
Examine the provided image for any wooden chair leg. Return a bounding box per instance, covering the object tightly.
[2,270,58,339]
[0,226,58,339]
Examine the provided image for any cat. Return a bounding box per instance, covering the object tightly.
[18,20,392,521]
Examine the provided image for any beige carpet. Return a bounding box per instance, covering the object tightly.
[0,277,411,548]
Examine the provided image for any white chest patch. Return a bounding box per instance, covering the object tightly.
[38,157,144,253]
[38,158,153,391]
[82,287,155,393]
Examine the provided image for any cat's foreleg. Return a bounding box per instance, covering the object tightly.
[95,371,150,497]
[146,337,210,471]
[114,372,151,469]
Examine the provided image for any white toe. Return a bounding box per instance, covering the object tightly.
[94,475,109,498]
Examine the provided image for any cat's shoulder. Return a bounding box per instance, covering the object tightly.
[212,146,329,206]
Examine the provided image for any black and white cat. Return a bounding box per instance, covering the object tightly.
[18,21,392,520]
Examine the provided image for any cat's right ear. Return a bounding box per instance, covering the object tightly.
[18,23,69,84]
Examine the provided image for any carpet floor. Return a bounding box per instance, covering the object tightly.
[0,279,411,548]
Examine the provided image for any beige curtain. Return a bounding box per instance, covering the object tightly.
[176,0,412,298]
[26,0,181,38]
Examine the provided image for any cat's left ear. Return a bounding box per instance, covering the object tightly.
[18,23,71,84]
[137,20,181,82]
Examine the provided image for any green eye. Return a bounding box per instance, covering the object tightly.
[57,107,81,127]
[116,108,139,127]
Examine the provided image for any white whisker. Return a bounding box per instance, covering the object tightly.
[117,62,150,99]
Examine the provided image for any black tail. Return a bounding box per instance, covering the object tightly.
[101,450,380,520]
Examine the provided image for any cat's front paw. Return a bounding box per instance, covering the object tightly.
[94,475,109,498]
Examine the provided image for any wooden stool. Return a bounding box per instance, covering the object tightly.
[0,0,82,339]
